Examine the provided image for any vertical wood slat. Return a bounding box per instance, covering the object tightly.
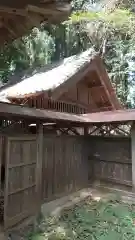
[62,103,64,112]
[4,137,10,229]
[26,96,87,114]
[52,100,55,110]
[54,100,56,110]
[63,103,65,112]
[38,96,41,109]
[48,99,50,109]
[42,138,47,200]
[42,135,89,202]
[88,136,132,187]
[4,135,39,229]
[0,136,3,192]
[131,124,135,190]
[36,123,43,203]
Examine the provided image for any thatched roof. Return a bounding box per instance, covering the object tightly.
[0,48,97,100]
[0,48,122,111]
[0,0,71,46]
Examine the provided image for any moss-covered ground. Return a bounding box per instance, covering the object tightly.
[27,197,135,240]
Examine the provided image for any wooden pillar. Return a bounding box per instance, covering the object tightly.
[131,123,135,191]
[0,232,7,240]
[37,122,43,203]
[84,126,89,135]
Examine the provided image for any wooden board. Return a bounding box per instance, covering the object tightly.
[42,135,89,202]
[4,135,40,229]
[0,1,71,46]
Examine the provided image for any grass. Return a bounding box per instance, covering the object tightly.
[26,196,135,240]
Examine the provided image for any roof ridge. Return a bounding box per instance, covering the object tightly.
[0,48,97,99]
[0,48,96,92]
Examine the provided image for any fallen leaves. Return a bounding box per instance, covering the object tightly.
[27,198,135,240]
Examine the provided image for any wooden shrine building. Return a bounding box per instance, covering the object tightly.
[0,48,121,114]
[1,1,135,239]
[0,67,135,237]
[0,3,134,238]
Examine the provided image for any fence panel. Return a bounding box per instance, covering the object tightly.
[4,136,40,229]
[42,135,88,202]
[88,136,132,187]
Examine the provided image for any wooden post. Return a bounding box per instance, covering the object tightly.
[131,123,135,191]
[0,233,7,240]
[36,122,43,204]
[84,126,89,135]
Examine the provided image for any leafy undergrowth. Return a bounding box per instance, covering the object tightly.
[27,197,135,240]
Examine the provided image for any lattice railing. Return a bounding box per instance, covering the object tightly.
[27,96,87,114]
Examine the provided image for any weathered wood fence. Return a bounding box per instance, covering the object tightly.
[88,136,132,187]
[3,136,39,229]
[42,135,89,202]
[0,131,132,229]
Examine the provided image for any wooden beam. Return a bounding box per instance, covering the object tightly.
[37,122,43,204]
[84,126,89,135]
[0,6,27,16]
[89,125,103,135]
[27,4,57,15]
[70,127,80,135]
[0,20,3,28]
[59,128,69,135]
[98,106,113,111]
[27,12,44,26]
[0,3,67,17]
[2,19,17,37]
[117,126,129,135]
[0,102,88,125]
[27,3,71,15]
[131,123,135,190]
[89,85,104,91]
[95,58,122,110]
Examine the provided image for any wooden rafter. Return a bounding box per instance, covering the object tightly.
[59,127,81,135]
[70,127,80,135]
[0,6,27,16]
[89,85,104,91]
[110,124,130,136]
[89,125,103,135]
[0,1,71,46]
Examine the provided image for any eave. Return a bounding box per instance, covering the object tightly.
[0,1,71,46]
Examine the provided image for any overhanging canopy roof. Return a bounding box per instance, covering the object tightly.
[0,101,134,126]
[0,101,88,125]
[0,1,71,46]
[83,109,135,124]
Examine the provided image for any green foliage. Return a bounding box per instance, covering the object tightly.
[26,199,135,240]
[69,7,135,107]
[0,28,55,83]
[102,0,135,11]
[70,8,135,38]
[71,9,134,25]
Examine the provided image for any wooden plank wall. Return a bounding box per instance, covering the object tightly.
[4,136,39,229]
[1,131,132,228]
[42,135,89,202]
[88,136,132,187]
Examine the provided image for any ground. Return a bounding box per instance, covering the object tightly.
[26,195,135,240]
